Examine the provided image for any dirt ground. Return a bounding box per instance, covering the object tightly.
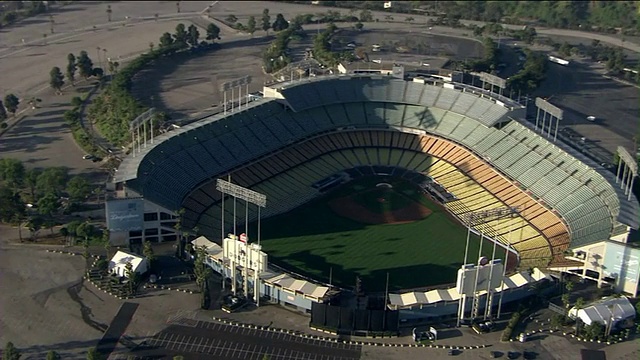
[131,36,270,122]
[328,189,432,224]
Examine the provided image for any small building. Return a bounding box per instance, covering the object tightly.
[338,62,407,77]
[568,296,636,329]
[109,250,148,277]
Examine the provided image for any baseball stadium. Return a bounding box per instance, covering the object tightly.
[112,75,639,310]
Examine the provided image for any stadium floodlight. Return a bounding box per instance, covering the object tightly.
[479,72,506,89]
[129,107,156,157]
[534,97,564,141]
[217,178,267,304]
[216,179,266,207]
[219,76,253,115]
[616,146,637,200]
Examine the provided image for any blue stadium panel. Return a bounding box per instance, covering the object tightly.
[385,103,406,127]
[419,86,440,107]
[325,103,352,126]
[286,109,320,134]
[262,114,294,143]
[334,78,360,102]
[450,92,478,115]
[306,106,335,131]
[402,105,426,128]
[404,82,425,104]
[386,79,407,103]
[253,118,284,149]
[363,102,386,126]
[185,143,220,178]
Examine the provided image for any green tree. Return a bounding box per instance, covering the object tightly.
[3,341,21,360]
[565,280,574,294]
[76,51,94,79]
[66,53,77,86]
[27,216,44,241]
[102,228,111,257]
[272,13,289,32]
[67,175,91,202]
[359,9,373,22]
[124,260,140,295]
[0,100,7,123]
[86,347,102,360]
[37,192,59,227]
[0,158,25,189]
[66,220,82,245]
[354,22,363,30]
[226,14,237,23]
[561,293,570,308]
[550,314,564,330]
[49,66,65,94]
[46,350,61,360]
[194,245,213,305]
[187,24,200,47]
[247,16,257,37]
[0,185,25,223]
[4,94,19,115]
[583,322,604,340]
[559,41,572,57]
[261,9,271,35]
[36,167,68,196]
[173,23,188,47]
[174,208,185,259]
[59,227,69,244]
[76,221,94,244]
[206,23,220,41]
[143,240,155,264]
[159,32,174,48]
[71,96,83,108]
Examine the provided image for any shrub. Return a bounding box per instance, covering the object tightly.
[501,311,522,341]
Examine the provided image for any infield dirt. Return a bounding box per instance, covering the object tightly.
[327,186,432,225]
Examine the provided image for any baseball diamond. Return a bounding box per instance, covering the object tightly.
[258,175,506,292]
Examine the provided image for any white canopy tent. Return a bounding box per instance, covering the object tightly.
[109,250,148,277]
[191,236,222,255]
[568,296,636,327]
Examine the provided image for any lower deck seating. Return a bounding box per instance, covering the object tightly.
[190,130,569,268]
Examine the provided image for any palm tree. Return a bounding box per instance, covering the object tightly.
[173,208,186,259]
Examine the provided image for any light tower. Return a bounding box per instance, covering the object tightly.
[216,178,267,304]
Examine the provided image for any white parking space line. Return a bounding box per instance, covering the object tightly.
[195,337,206,352]
[222,341,232,358]
[199,338,211,353]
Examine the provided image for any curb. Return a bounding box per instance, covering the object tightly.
[210,316,491,349]
[143,283,196,295]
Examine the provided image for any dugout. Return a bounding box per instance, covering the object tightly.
[310,303,400,335]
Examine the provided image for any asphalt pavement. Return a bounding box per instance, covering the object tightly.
[133,321,361,360]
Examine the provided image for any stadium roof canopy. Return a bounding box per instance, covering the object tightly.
[389,268,551,308]
[114,75,638,255]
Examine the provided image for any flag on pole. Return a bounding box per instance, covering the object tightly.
[239,233,248,243]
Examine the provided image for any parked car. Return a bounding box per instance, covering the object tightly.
[83,154,94,160]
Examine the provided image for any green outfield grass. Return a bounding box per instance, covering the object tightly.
[259,176,506,292]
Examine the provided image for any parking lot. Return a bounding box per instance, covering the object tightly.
[136,320,361,360]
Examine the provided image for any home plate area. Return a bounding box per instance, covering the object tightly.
[139,320,361,359]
